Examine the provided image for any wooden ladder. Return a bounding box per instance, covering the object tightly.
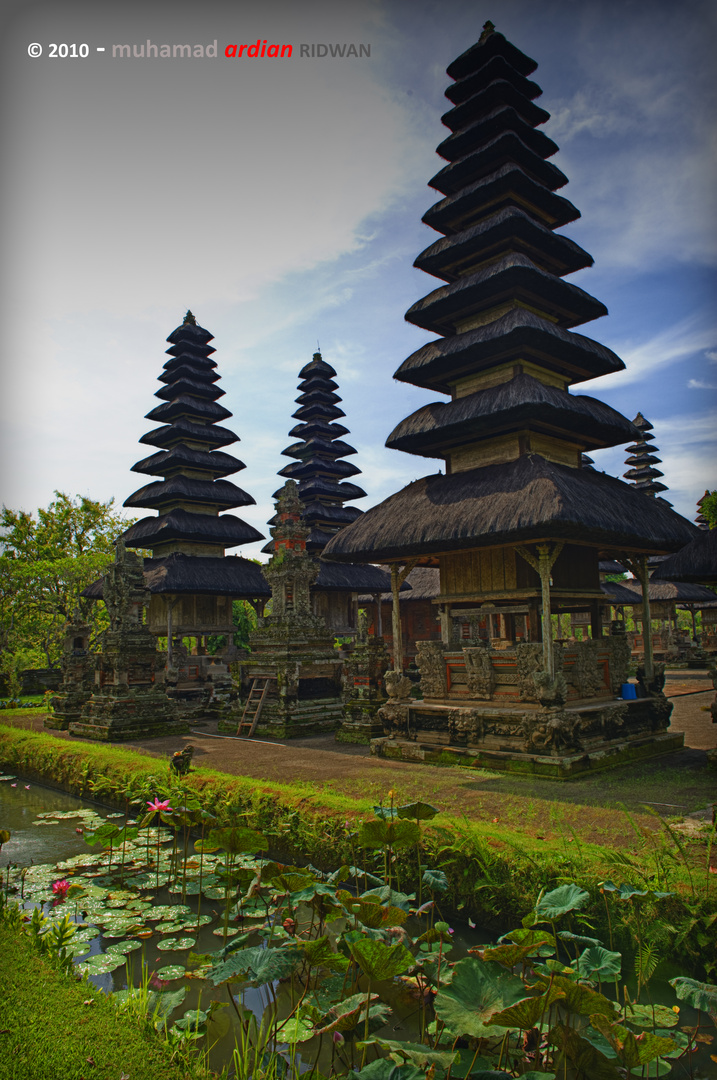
[236,677,274,737]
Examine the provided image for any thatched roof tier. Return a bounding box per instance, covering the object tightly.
[123,477,255,512]
[625,453,661,467]
[600,581,643,604]
[415,207,593,282]
[288,420,351,441]
[437,108,558,164]
[321,455,698,563]
[155,376,224,401]
[651,529,717,584]
[131,446,246,479]
[424,165,577,234]
[447,30,537,82]
[298,377,340,396]
[84,553,270,600]
[279,456,362,480]
[121,508,263,549]
[139,418,238,450]
[624,467,664,482]
[394,308,624,391]
[405,254,606,334]
[430,133,567,197]
[273,478,367,503]
[386,374,637,457]
[314,562,393,593]
[445,56,542,107]
[359,565,440,603]
[162,354,217,375]
[618,578,717,603]
[275,502,362,527]
[282,437,357,461]
[599,560,626,574]
[292,402,346,422]
[295,389,343,407]
[144,396,233,425]
[298,355,337,380]
[166,319,214,349]
[441,80,550,133]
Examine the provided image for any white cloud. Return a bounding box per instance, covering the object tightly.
[688,379,717,390]
[706,351,717,362]
[584,315,717,390]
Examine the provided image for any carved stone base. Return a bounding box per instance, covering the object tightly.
[69,686,188,742]
[371,695,680,777]
[337,698,387,744]
[372,729,685,779]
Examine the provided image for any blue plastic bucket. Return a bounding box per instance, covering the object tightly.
[621,683,637,700]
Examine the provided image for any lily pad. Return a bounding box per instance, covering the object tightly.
[626,1004,680,1029]
[157,936,196,951]
[156,965,187,980]
[535,884,589,920]
[106,940,143,955]
[81,953,128,974]
[0,775,17,781]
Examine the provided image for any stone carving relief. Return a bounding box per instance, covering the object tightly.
[416,640,447,699]
[516,643,542,702]
[521,709,582,756]
[636,662,666,698]
[463,646,495,700]
[384,670,413,702]
[607,631,632,695]
[533,670,568,709]
[571,640,603,698]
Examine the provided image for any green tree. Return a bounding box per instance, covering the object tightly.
[700,490,717,529]
[0,492,133,671]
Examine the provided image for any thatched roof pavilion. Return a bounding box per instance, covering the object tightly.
[322,24,697,683]
[651,529,717,585]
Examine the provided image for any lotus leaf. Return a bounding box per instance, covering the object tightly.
[212,927,242,937]
[276,1016,317,1044]
[203,888,226,900]
[301,935,350,972]
[157,937,196,951]
[576,946,622,980]
[489,984,566,1030]
[356,1038,458,1070]
[535,884,589,920]
[547,975,616,1020]
[358,819,421,850]
[549,1023,622,1079]
[360,886,414,912]
[599,881,647,901]
[434,958,527,1037]
[669,976,717,1016]
[349,937,414,982]
[0,775,17,781]
[208,943,303,987]
[349,1059,425,1080]
[313,991,379,1034]
[396,801,440,821]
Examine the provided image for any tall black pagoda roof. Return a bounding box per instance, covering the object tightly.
[323,24,697,567]
[120,311,264,559]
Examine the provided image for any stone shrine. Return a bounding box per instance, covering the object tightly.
[69,542,188,741]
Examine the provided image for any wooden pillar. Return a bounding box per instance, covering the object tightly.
[373,593,383,638]
[166,595,178,665]
[516,543,564,677]
[590,600,603,639]
[390,560,418,671]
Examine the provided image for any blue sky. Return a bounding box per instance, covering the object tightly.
[1,0,715,553]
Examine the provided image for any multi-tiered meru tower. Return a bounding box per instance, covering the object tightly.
[82,313,269,727]
[265,352,391,636]
[323,25,697,776]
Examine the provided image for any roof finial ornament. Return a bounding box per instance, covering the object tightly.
[183,310,197,326]
[479,20,495,44]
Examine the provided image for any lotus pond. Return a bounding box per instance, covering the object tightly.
[1,774,715,1079]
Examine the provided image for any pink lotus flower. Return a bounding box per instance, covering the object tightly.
[52,879,70,902]
[146,798,173,813]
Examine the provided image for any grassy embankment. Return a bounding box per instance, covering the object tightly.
[0,923,207,1080]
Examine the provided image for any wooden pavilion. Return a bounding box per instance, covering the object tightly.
[322,25,698,776]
